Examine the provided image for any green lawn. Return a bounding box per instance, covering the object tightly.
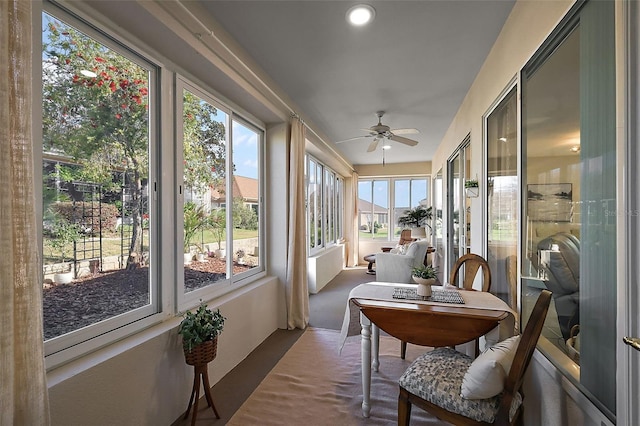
[359,229,393,239]
[43,227,259,264]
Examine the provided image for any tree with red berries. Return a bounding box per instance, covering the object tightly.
[42,15,225,269]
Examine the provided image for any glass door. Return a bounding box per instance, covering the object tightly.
[486,86,518,314]
[521,0,616,418]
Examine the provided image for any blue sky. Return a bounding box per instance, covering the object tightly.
[232,121,259,179]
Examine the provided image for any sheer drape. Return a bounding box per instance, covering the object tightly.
[0,0,51,423]
[285,117,309,329]
[348,171,359,267]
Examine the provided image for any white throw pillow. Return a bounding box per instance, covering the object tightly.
[402,241,416,255]
[460,335,520,399]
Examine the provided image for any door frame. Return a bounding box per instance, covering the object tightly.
[617,1,640,424]
[446,136,471,278]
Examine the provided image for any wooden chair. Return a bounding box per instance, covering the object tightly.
[505,255,519,332]
[401,253,491,360]
[450,253,492,292]
[398,290,552,426]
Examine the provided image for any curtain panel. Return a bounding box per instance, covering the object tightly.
[285,117,309,329]
[348,171,359,267]
[0,0,51,423]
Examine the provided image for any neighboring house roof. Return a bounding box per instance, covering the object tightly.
[358,199,387,214]
[211,175,258,203]
[233,175,259,202]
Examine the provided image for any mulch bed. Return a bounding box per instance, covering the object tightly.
[42,257,254,340]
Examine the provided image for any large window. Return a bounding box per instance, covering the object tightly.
[305,156,343,254]
[40,4,264,364]
[42,10,157,354]
[358,177,429,241]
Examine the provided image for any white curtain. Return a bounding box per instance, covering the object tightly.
[0,1,51,423]
[347,171,359,267]
[285,117,309,329]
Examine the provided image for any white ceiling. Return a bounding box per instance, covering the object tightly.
[88,0,517,166]
[194,1,517,166]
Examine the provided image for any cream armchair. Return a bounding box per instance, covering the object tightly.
[375,240,430,283]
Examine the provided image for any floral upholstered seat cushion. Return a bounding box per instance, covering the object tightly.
[398,347,522,423]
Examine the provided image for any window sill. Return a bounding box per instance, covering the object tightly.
[46,274,275,384]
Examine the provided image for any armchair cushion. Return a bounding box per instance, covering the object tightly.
[399,347,522,423]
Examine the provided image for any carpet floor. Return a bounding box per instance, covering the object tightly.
[227,328,446,425]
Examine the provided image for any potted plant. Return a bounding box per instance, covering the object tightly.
[178,300,226,365]
[236,248,246,265]
[397,205,433,235]
[465,179,479,198]
[195,245,207,262]
[48,217,81,284]
[412,264,437,297]
[183,202,208,264]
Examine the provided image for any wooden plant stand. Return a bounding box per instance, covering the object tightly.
[183,363,220,425]
[183,339,220,425]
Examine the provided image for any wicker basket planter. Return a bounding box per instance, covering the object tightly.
[183,337,218,366]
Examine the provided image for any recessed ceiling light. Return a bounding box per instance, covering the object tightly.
[346,4,375,26]
[498,137,508,142]
[80,69,97,78]
[570,145,581,153]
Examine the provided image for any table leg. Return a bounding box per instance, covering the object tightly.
[360,312,372,418]
[372,324,380,372]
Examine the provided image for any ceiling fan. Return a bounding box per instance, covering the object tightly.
[335,111,420,152]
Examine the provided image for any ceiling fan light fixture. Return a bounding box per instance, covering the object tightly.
[382,145,391,150]
[346,4,375,26]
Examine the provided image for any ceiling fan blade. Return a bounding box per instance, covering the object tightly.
[389,134,419,146]
[335,135,372,144]
[391,128,420,135]
[367,139,379,152]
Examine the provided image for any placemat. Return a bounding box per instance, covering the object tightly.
[392,287,465,304]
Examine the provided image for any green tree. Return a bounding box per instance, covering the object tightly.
[42,16,226,268]
[208,209,226,250]
[43,16,149,268]
[232,197,258,230]
[182,91,226,194]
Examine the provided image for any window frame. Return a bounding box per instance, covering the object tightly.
[41,3,162,363]
[176,77,266,311]
[306,155,344,255]
[358,176,431,242]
